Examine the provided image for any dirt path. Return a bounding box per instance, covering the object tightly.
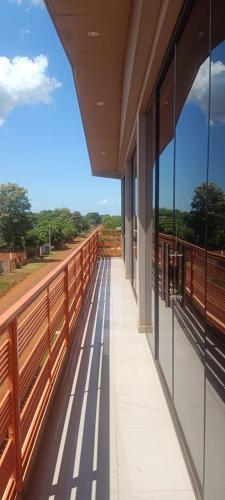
[0,236,87,315]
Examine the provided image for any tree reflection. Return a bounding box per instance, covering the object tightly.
[159,181,225,250]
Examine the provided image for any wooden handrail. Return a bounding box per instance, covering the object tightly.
[0,229,98,334]
[0,228,99,499]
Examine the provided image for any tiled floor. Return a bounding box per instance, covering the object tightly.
[26,258,196,500]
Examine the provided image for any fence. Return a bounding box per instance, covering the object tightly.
[97,230,121,257]
[0,252,27,269]
[0,230,98,499]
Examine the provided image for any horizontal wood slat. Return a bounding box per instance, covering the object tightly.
[0,229,98,499]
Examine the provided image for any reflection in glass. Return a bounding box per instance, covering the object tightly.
[204,2,225,498]
[158,57,175,394]
[131,151,137,292]
[173,0,209,486]
[148,96,156,353]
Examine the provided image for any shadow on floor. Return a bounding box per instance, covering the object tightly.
[25,259,111,500]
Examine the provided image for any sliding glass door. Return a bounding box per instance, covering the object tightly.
[131,151,137,292]
[158,57,175,395]
[173,0,209,486]
[204,2,225,498]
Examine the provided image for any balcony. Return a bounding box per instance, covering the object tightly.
[0,231,195,500]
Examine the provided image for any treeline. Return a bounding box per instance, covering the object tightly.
[0,183,121,250]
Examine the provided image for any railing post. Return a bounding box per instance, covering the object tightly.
[88,239,91,280]
[80,248,84,301]
[64,265,69,347]
[9,318,23,495]
[47,285,52,383]
[73,256,77,317]
[190,249,193,299]
[94,231,98,262]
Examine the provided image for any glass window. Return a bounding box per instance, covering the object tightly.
[173,0,210,487]
[158,56,175,394]
[204,1,225,498]
[148,95,156,353]
[131,151,137,291]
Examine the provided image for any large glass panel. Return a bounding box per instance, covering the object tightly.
[121,178,125,261]
[148,96,156,353]
[131,151,137,292]
[174,0,209,487]
[204,1,225,498]
[158,57,175,393]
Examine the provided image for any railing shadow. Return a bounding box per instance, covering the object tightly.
[25,258,111,500]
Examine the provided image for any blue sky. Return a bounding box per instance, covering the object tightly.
[0,0,121,215]
[160,41,225,212]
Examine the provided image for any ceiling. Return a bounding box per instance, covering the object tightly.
[45,0,132,178]
[45,0,183,178]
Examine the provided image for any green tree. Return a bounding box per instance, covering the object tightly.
[158,208,174,235]
[84,212,101,227]
[72,211,89,234]
[189,182,225,248]
[28,209,77,249]
[0,183,31,248]
[102,215,122,230]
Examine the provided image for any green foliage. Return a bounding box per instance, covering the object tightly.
[190,182,225,248]
[84,212,101,227]
[159,182,225,249]
[0,183,31,248]
[102,215,122,230]
[72,211,89,233]
[28,209,77,248]
[0,183,119,251]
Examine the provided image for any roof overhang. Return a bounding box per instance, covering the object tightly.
[45,0,184,178]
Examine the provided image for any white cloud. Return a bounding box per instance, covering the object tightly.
[188,58,225,124]
[97,199,108,206]
[0,55,61,125]
[15,0,44,6]
[31,0,43,5]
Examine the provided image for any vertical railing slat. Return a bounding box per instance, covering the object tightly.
[9,319,23,495]
[64,265,69,346]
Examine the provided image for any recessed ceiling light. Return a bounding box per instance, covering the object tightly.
[96,101,104,106]
[88,31,100,37]
[101,151,107,156]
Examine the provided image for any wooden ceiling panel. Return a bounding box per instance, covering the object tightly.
[45,0,131,177]
[45,0,183,178]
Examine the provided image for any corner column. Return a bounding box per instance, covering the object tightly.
[137,112,152,333]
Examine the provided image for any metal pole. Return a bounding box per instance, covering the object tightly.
[49,225,51,254]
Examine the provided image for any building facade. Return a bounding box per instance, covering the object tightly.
[46,1,225,498]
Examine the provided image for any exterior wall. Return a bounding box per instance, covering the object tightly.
[0,252,27,271]
[0,260,11,273]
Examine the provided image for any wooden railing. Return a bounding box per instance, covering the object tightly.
[0,230,98,499]
[97,230,121,257]
[156,233,225,402]
[157,232,225,335]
